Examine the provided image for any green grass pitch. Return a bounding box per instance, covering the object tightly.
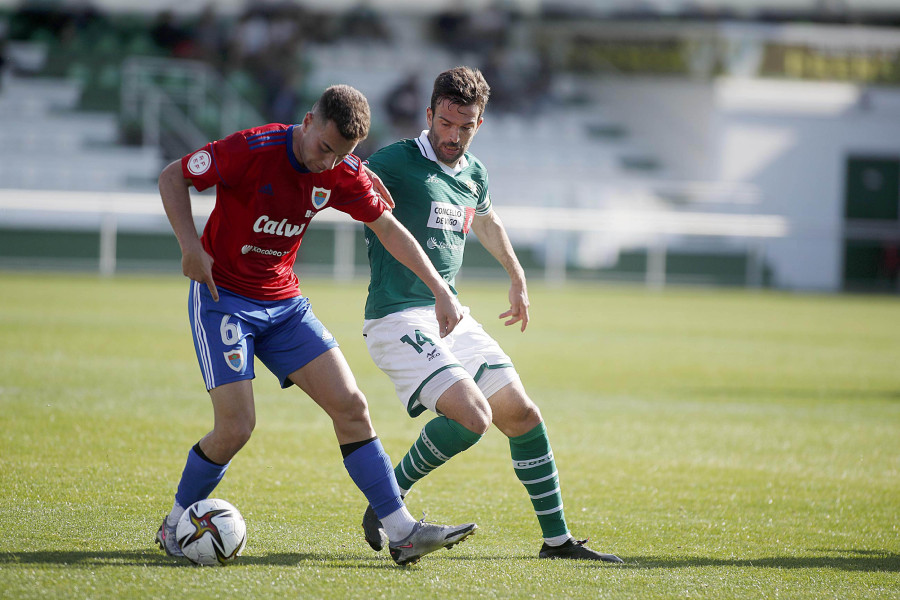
[0,271,898,599]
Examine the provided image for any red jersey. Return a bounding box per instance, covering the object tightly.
[181,123,385,300]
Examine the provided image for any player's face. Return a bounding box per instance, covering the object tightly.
[426,99,482,167]
[295,113,358,173]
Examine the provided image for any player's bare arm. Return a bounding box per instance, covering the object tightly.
[159,160,219,302]
[472,209,529,331]
[365,211,463,336]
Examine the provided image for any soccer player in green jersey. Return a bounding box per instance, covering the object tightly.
[360,66,622,562]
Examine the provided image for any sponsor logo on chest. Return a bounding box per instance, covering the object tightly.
[427,201,475,233]
[253,215,306,237]
[426,237,464,251]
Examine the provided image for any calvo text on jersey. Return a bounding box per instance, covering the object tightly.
[427,201,474,234]
[253,215,306,237]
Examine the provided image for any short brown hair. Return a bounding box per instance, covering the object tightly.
[430,66,491,119]
[312,84,371,141]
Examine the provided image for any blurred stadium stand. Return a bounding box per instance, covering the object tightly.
[1,1,900,291]
[0,56,161,190]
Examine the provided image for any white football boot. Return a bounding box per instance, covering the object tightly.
[388,518,477,566]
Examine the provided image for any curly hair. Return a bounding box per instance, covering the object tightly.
[311,84,371,141]
[430,66,491,119]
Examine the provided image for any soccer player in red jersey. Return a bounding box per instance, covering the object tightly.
[155,84,476,566]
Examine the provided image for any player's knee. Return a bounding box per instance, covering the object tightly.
[502,402,543,436]
[226,420,254,449]
[461,401,492,435]
[518,402,542,427]
[335,389,372,425]
[490,388,544,436]
[209,419,254,458]
[437,381,492,435]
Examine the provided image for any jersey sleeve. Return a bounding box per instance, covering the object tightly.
[475,165,492,215]
[181,131,249,192]
[330,157,386,223]
[476,190,492,215]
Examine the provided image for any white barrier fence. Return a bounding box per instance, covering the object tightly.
[0,188,789,287]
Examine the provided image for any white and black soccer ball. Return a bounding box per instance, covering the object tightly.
[176,498,247,566]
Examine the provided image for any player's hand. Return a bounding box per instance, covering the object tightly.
[182,245,219,302]
[434,290,463,338]
[500,281,529,332]
[363,165,395,210]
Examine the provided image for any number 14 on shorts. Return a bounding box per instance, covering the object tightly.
[400,330,441,360]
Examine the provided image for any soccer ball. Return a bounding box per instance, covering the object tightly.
[176,498,247,566]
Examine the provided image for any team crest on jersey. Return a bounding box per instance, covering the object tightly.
[224,347,246,372]
[187,150,212,176]
[462,179,478,195]
[311,187,331,210]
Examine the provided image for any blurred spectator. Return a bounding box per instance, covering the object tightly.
[269,70,304,124]
[231,7,271,63]
[468,1,513,54]
[384,73,422,139]
[226,2,310,123]
[13,0,106,44]
[150,10,191,57]
[481,49,517,113]
[19,0,101,33]
[432,1,514,55]
[522,51,554,114]
[431,5,470,53]
[190,3,227,67]
[341,1,391,43]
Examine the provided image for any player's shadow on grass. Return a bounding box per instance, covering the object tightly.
[237,553,396,568]
[5,550,894,572]
[0,551,188,568]
[624,550,899,572]
[0,551,395,569]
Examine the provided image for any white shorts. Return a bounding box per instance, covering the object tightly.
[363,306,520,417]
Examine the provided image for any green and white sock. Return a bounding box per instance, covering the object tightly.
[509,422,570,542]
[395,416,483,491]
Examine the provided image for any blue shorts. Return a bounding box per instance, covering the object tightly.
[188,281,339,391]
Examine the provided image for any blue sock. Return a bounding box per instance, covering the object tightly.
[174,445,229,509]
[342,438,403,519]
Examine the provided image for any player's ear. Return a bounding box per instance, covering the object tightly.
[426,107,433,127]
[302,112,314,128]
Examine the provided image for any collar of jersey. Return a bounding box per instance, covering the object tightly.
[286,125,311,173]
[415,130,468,177]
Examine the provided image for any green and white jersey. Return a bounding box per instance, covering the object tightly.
[365,131,492,319]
